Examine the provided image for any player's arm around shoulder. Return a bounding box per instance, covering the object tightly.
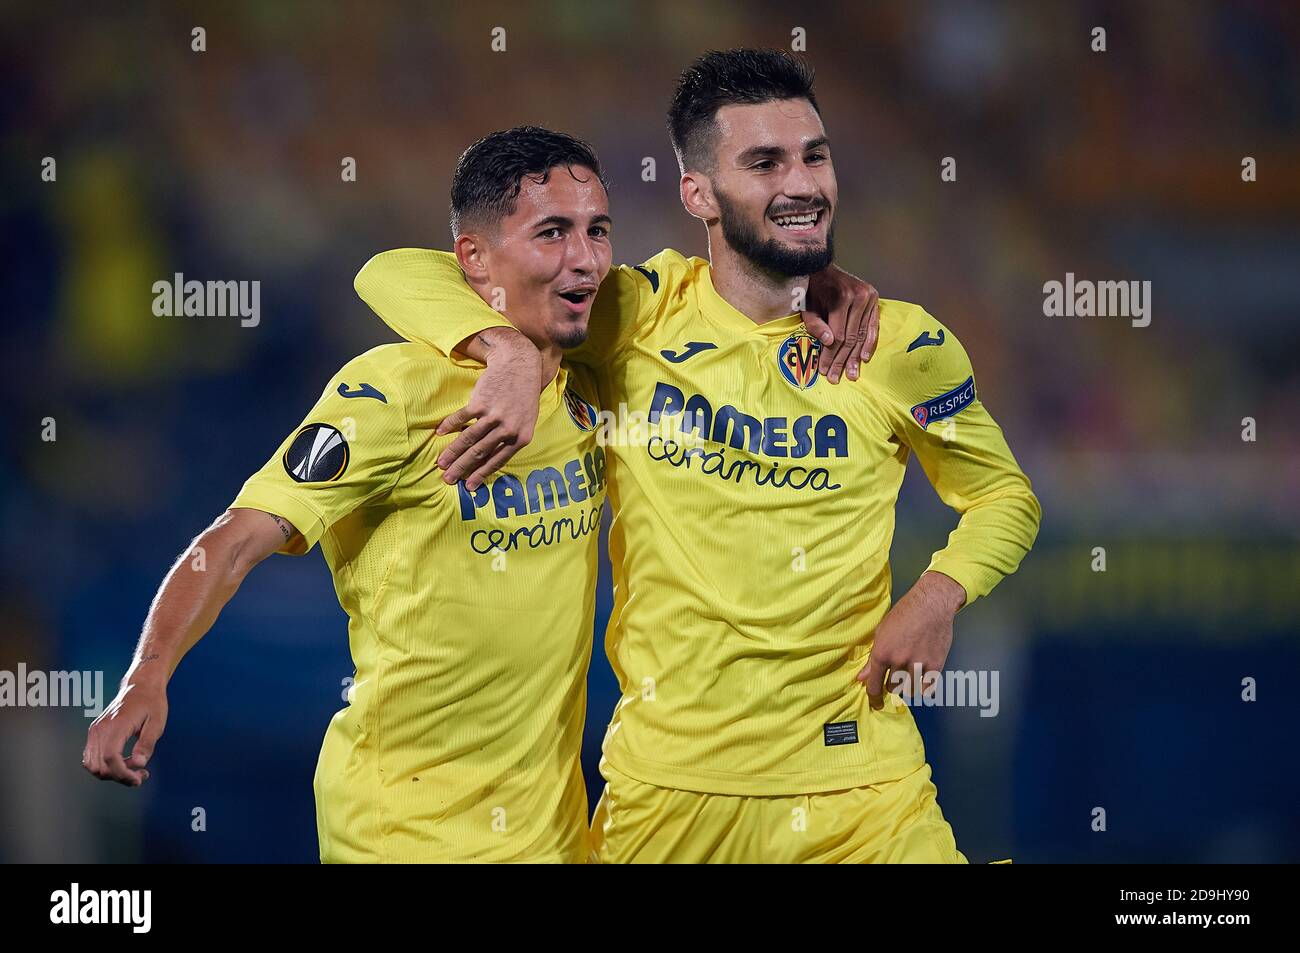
[354,248,515,357]
[354,249,547,489]
[361,249,667,491]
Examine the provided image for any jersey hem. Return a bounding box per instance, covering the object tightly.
[603,745,927,797]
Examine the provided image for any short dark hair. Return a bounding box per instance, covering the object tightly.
[668,49,819,173]
[450,126,608,237]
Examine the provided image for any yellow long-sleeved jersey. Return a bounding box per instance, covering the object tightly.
[355,248,1041,796]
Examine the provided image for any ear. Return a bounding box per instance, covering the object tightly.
[454,233,490,282]
[680,171,718,223]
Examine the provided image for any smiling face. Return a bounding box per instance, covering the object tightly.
[695,98,837,277]
[459,164,612,350]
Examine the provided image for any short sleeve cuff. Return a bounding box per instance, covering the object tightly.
[230,480,327,554]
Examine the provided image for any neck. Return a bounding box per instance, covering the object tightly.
[706,226,808,324]
[536,345,563,390]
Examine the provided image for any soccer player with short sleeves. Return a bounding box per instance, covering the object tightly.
[85,128,614,863]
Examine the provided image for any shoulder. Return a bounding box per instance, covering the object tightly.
[338,341,438,378]
[331,342,468,408]
[619,247,698,297]
[589,249,700,342]
[354,247,454,290]
[865,300,976,407]
[869,299,951,353]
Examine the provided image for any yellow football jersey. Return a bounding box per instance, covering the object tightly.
[230,340,606,861]
[354,248,1041,797]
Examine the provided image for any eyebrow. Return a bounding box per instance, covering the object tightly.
[531,214,613,229]
[736,137,831,164]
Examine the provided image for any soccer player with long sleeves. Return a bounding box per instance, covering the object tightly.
[84,128,616,862]
[355,51,1041,863]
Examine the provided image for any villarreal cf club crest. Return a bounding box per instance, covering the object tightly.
[563,387,599,432]
[777,333,821,390]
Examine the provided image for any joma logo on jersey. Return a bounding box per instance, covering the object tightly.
[457,448,607,521]
[648,382,847,458]
[778,333,821,389]
[911,376,976,428]
[563,387,598,432]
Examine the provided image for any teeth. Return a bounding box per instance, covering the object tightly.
[773,212,819,229]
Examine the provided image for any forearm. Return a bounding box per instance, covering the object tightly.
[128,510,281,686]
[455,326,542,378]
[925,486,1042,606]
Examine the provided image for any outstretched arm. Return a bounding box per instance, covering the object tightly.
[83,507,294,786]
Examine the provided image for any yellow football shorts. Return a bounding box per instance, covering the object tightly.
[590,759,967,864]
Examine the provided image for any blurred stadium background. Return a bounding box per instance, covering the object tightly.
[2,1,1297,862]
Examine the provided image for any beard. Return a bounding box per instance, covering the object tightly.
[715,187,835,277]
[552,322,590,350]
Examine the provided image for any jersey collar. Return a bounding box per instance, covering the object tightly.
[694,258,809,339]
[537,363,569,421]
